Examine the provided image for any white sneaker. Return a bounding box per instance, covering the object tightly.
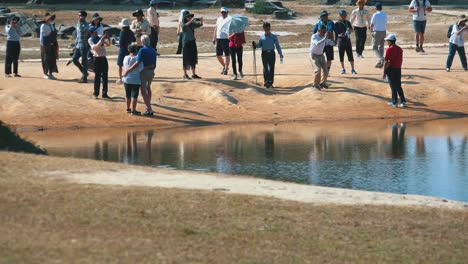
[116,79,123,84]
[43,75,51,79]
[387,102,397,108]
[232,74,238,80]
[400,102,407,107]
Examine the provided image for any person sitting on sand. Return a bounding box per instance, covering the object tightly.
[253,22,284,89]
[4,15,22,78]
[40,12,59,80]
[88,26,111,99]
[383,34,407,108]
[310,25,329,90]
[446,15,468,72]
[335,10,357,75]
[180,10,203,80]
[116,18,136,84]
[122,44,143,115]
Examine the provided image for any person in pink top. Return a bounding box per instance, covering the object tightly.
[228,31,246,80]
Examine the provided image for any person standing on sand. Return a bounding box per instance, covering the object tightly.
[313,10,336,76]
[335,10,357,75]
[309,25,329,90]
[5,15,22,78]
[147,0,160,50]
[116,18,136,84]
[212,7,231,75]
[122,44,143,115]
[89,13,104,37]
[446,15,468,72]
[370,2,387,68]
[408,0,432,53]
[40,12,59,80]
[350,0,370,58]
[252,22,284,89]
[131,9,151,50]
[383,34,407,108]
[229,31,246,80]
[180,10,203,80]
[88,26,111,99]
[72,10,89,83]
[123,35,157,116]
[176,9,187,55]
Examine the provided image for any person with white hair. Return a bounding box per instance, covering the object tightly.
[123,35,157,116]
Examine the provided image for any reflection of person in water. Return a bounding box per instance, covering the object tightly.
[125,132,138,163]
[390,123,406,159]
[94,141,109,160]
[145,130,153,164]
[264,131,275,160]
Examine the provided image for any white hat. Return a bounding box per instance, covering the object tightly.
[220,7,228,12]
[384,34,396,41]
[119,18,130,27]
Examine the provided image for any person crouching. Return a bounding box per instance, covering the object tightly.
[122,44,143,115]
[88,26,111,99]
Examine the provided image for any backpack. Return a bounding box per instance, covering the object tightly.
[447,24,454,39]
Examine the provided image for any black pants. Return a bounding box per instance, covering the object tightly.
[150,27,159,50]
[5,40,20,75]
[230,47,243,75]
[386,67,406,104]
[338,41,354,62]
[261,51,275,86]
[93,57,108,96]
[354,27,367,56]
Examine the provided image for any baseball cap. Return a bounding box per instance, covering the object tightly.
[384,34,396,41]
[220,7,228,13]
[339,10,347,16]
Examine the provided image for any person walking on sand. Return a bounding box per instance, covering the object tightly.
[313,10,336,76]
[409,0,432,53]
[123,35,157,116]
[88,26,111,99]
[147,0,160,50]
[252,22,284,89]
[212,7,231,75]
[180,10,203,80]
[309,25,329,90]
[446,15,468,72]
[4,15,22,78]
[131,9,151,50]
[370,2,387,68]
[229,31,246,80]
[40,12,59,80]
[72,10,89,83]
[383,34,407,108]
[350,0,370,58]
[335,10,357,75]
[122,44,143,115]
[116,18,136,84]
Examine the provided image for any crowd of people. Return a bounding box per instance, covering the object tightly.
[3,0,467,114]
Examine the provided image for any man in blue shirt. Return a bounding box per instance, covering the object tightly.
[313,10,337,75]
[72,10,89,83]
[124,35,157,116]
[252,22,284,89]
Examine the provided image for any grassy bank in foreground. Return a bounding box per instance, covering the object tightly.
[0,152,467,263]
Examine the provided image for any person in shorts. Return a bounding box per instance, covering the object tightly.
[212,7,231,75]
[116,18,136,84]
[122,44,143,115]
[409,0,432,52]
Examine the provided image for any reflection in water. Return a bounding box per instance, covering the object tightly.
[23,120,468,202]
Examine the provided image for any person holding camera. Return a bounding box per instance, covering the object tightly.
[131,9,151,50]
[88,26,111,99]
[72,11,90,83]
[252,22,284,89]
[180,10,203,80]
[4,15,22,78]
[40,12,59,80]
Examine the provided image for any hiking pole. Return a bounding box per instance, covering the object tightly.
[252,41,257,85]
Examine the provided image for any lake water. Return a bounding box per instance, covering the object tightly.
[21,119,468,202]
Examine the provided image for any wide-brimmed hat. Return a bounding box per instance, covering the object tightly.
[320,10,329,17]
[356,0,367,5]
[149,0,160,6]
[182,10,194,20]
[91,13,102,23]
[119,18,130,27]
[9,14,20,23]
[132,9,144,17]
[43,12,56,22]
[384,34,396,41]
[458,14,467,23]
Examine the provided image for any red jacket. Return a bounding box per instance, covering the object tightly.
[229,32,246,48]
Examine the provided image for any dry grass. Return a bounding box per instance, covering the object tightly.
[0,152,467,263]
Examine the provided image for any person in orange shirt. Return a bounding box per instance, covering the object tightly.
[147,0,160,50]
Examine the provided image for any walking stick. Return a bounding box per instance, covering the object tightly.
[252,43,258,85]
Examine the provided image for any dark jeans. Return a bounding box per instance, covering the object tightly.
[230,47,243,75]
[354,27,367,56]
[72,45,89,78]
[446,43,467,69]
[93,57,108,96]
[261,51,275,86]
[386,67,406,104]
[5,40,20,75]
[150,27,159,50]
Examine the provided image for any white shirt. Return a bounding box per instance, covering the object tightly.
[449,24,466,46]
[350,8,370,28]
[371,11,387,31]
[40,23,55,46]
[409,0,431,21]
[309,33,328,55]
[122,55,143,85]
[215,16,230,39]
